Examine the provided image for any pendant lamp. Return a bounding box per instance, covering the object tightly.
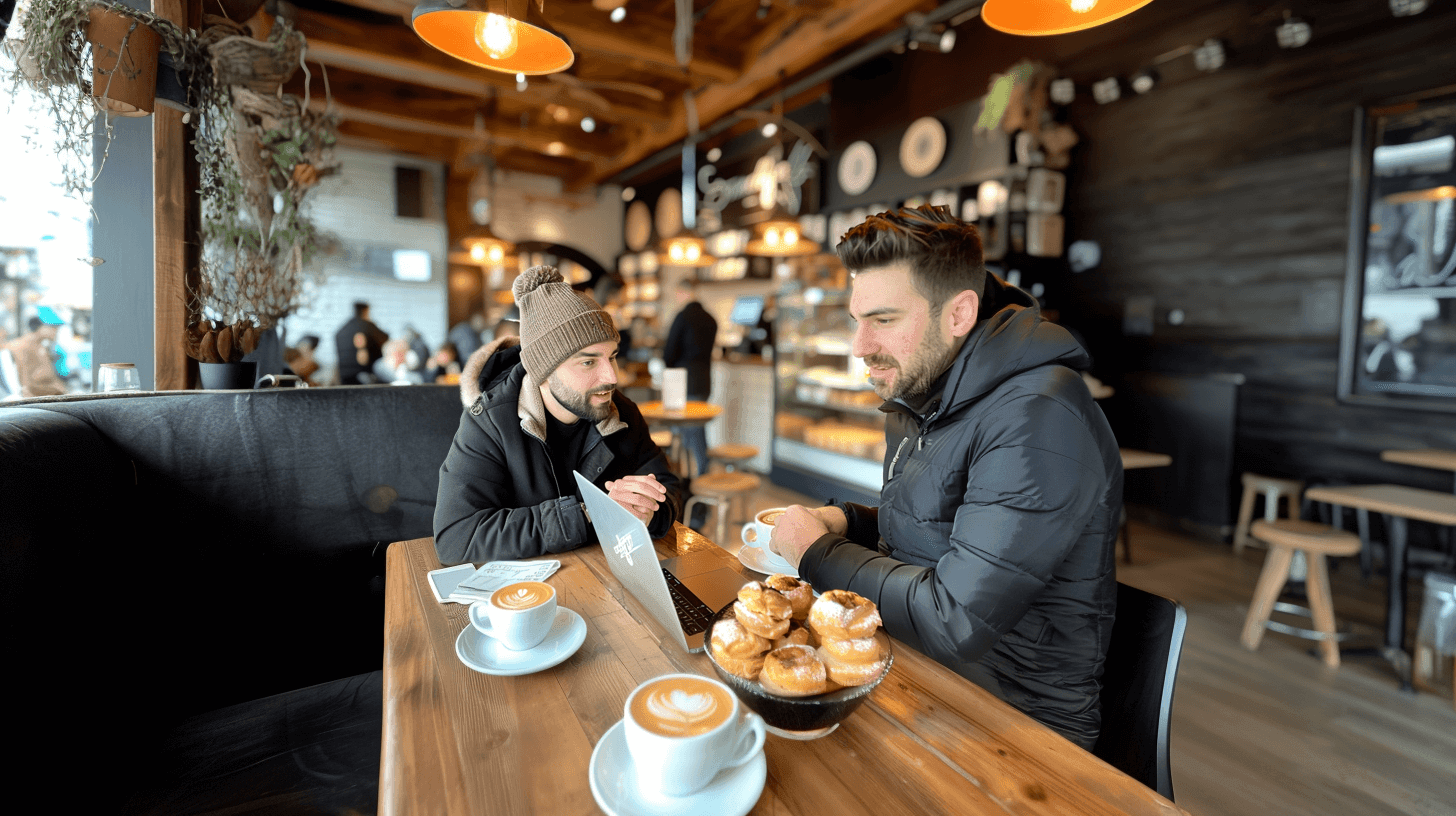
[745,204,818,256]
[981,0,1157,37]
[412,0,574,75]
[461,223,515,266]
[661,228,714,266]
[660,136,716,267]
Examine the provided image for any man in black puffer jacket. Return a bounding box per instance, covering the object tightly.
[434,267,683,565]
[769,207,1121,749]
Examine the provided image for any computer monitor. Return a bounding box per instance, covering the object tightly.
[729,295,764,326]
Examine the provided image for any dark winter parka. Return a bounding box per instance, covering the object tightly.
[798,277,1122,748]
[433,336,684,566]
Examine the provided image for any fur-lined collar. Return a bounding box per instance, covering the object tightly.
[459,335,628,442]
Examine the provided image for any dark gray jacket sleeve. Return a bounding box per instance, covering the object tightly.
[433,414,593,565]
[800,395,1105,667]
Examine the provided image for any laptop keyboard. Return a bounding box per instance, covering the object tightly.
[661,569,717,636]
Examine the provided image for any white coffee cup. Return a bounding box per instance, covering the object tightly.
[741,507,793,570]
[468,581,557,651]
[623,673,765,798]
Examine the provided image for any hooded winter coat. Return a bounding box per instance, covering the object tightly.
[433,336,684,566]
[798,277,1121,748]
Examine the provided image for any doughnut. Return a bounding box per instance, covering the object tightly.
[710,617,770,658]
[807,590,882,640]
[764,574,814,620]
[734,600,790,639]
[816,635,889,687]
[736,582,792,619]
[771,621,811,651]
[715,650,766,681]
[819,629,887,662]
[759,645,828,697]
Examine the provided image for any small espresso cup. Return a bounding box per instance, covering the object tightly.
[741,507,793,569]
[468,581,557,651]
[623,673,765,798]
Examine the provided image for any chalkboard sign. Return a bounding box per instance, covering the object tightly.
[1338,87,1456,412]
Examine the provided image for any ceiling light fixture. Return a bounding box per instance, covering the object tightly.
[1389,0,1429,16]
[1193,38,1226,71]
[1049,78,1075,104]
[705,147,722,163]
[761,122,778,138]
[621,186,635,201]
[662,92,717,268]
[981,0,1158,36]
[1129,68,1157,94]
[546,141,566,156]
[1092,77,1121,104]
[610,6,626,22]
[745,205,819,257]
[411,0,574,75]
[1275,11,1311,48]
[580,116,596,132]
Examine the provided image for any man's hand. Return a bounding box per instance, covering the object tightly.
[768,505,830,568]
[811,505,849,537]
[604,474,667,523]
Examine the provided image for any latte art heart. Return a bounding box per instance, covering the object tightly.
[646,689,721,728]
[491,581,552,610]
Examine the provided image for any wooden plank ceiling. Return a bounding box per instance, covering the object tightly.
[279,0,934,186]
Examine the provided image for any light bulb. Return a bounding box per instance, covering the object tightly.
[469,244,486,262]
[580,116,596,133]
[761,122,778,138]
[670,243,685,262]
[610,6,626,22]
[685,244,700,262]
[764,227,780,246]
[488,245,504,263]
[783,227,798,246]
[1070,0,1097,12]
[475,13,518,60]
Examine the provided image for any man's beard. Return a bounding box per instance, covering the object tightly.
[548,375,615,422]
[864,327,958,403]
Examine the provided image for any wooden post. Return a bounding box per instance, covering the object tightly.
[152,0,201,390]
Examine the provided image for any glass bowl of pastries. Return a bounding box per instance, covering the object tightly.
[703,575,893,739]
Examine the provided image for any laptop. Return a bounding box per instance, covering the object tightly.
[574,471,748,652]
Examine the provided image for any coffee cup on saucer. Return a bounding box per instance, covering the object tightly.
[623,673,765,799]
[741,508,793,571]
[468,581,557,651]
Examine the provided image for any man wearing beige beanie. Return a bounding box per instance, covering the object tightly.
[434,266,684,564]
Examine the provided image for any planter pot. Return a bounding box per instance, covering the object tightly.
[155,50,192,113]
[87,7,161,117]
[199,361,258,390]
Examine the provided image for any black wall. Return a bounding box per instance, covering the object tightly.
[830,1,1456,530]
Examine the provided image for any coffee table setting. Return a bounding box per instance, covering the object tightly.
[737,506,800,577]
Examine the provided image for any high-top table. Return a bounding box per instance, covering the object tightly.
[1302,484,1456,686]
[1381,448,1456,493]
[637,400,723,475]
[381,528,1187,816]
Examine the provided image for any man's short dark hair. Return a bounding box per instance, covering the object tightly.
[353,301,370,318]
[836,205,986,314]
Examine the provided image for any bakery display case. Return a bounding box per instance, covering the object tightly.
[771,283,884,501]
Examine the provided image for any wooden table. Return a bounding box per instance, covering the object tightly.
[637,400,723,475]
[1303,484,1456,661]
[381,528,1187,816]
[1381,448,1456,493]
[1118,449,1173,564]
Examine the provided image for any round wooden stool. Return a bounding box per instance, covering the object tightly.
[708,443,759,472]
[1240,519,1362,668]
[650,430,674,449]
[683,471,761,546]
[1234,473,1305,555]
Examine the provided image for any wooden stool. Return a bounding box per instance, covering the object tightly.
[683,471,761,546]
[1240,519,1362,668]
[1234,473,1305,555]
[708,443,759,472]
[650,430,673,450]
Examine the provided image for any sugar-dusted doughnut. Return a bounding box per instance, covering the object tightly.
[734,600,790,639]
[807,590,882,640]
[759,645,828,697]
[818,629,887,663]
[771,621,811,651]
[763,574,814,621]
[816,634,889,687]
[710,618,770,680]
[736,581,792,619]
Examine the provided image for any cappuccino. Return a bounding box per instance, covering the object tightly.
[742,507,794,569]
[629,675,734,738]
[491,581,554,611]
[758,510,784,525]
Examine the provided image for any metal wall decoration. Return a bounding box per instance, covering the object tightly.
[624,200,652,251]
[837,141,877,196]
[899,116,947,178]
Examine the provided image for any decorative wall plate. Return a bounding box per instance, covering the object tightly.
[837,141,877,196]
[900,117,946,178]
[625,200,652,251]
[655,188,683,238]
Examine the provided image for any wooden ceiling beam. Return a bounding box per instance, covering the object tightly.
[593,0,929,183]
[286,5,672,125]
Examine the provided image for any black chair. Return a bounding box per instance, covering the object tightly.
[1092,582,1188,802]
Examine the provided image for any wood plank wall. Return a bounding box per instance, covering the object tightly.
[830,1,1456,533]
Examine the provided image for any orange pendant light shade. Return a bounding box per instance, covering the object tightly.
[460,224,515,265]
[981,0,1157,37]
[412,0,574,75]
[745,206,819,257]
[661,230,715,267]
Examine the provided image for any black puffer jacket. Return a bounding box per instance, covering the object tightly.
[433,337,683,565]
[798,277,1121,748]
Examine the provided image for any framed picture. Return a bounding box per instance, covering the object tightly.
[1337,86,1456,412]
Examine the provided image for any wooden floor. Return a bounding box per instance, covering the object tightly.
[708,478,1456,816]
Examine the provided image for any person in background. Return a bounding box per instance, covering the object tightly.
[6,309,67,398]
[334,301,388,385]
[403,326,431,375]
[284,335,321,385]
[663,278,717,477]
[449,312,489,361]
[766,205,1121,750]
[490,304,521,343]
[433,266,682,564]
[375,338,422,385]
[427,342,461,383]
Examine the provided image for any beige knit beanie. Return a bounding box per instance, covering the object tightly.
[512,265,619,380]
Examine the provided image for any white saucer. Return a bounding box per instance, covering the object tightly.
[589,719,766,816]
[455,608,586,676]
[737,545,797,578]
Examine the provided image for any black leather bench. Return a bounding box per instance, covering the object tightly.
[0,386,463,813]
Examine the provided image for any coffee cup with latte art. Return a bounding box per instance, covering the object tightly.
[468,581,557,651]
[623,673,765,798]
[741,507,794,570]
